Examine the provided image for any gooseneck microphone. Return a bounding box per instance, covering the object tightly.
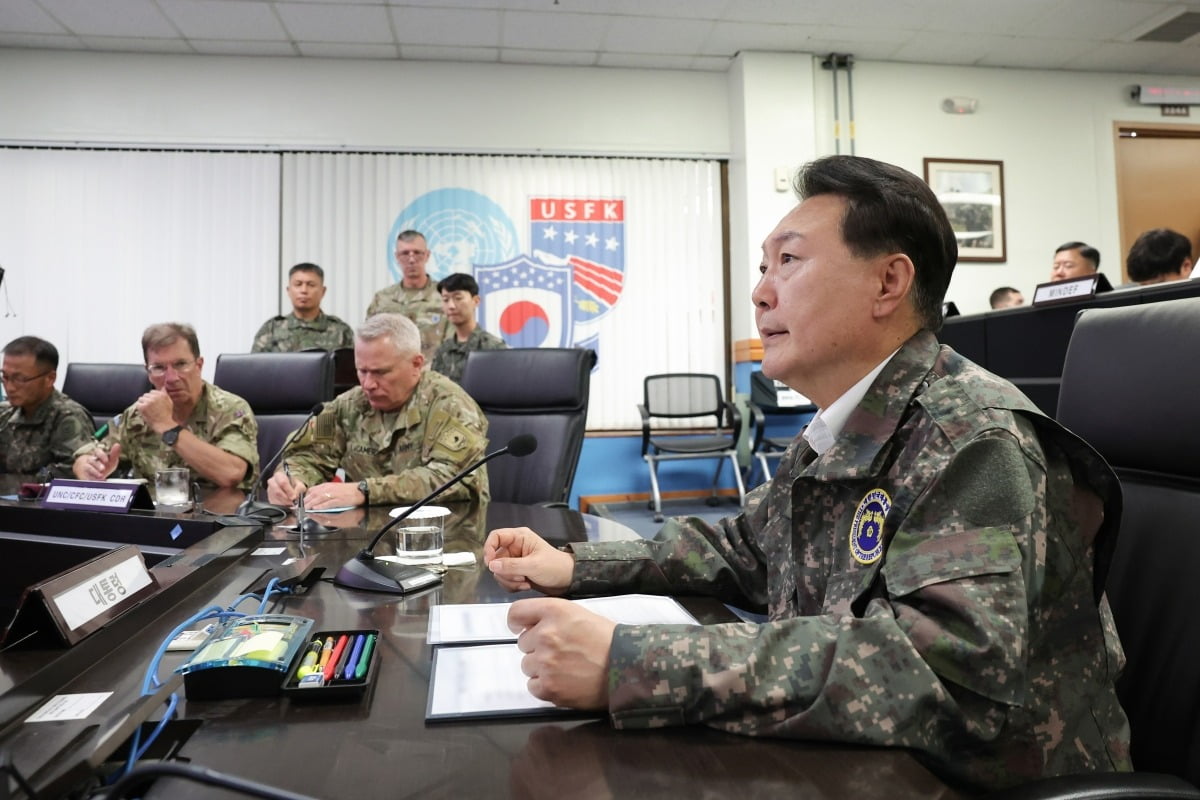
[333,434,538,594]
[235,403,326,521]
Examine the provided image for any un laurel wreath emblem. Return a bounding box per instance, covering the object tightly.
[849,488,891,565]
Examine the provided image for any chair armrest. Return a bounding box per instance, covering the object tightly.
[720,400,743,439]
[747,402,766,454]
[637,404,652,456]
[983,772,1200,800]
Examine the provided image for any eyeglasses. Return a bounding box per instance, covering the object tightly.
[0,370,49,385]
[146,360,196,377]
[396,249,428,259]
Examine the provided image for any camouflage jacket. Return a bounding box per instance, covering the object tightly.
[366,280,451,362]
[280,370,490,538]
[430,326,508,384]
[568,331,1131,791]
[251,311,354,353]
[74,382,259,490]
[0,389,95,477]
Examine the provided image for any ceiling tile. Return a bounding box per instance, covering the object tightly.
[500,47,598,66]
[158,0,289,41]
[604,15,714,55]
[191,39,300,56]
[0,0,66,34]
[1060,39,1182,71]
[501,10,607,51]
[76,35,195,52]
[296,41,399,57]
[591,0,728,20]
[597,52,699,69]
[389,5,501,48]
[38,0,177,37]
[276,2,394,43]
[1022,0,1176,39]
[699,21,820,56]
[399,43,500,62]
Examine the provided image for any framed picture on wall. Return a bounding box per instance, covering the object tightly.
[923,158,1006,262]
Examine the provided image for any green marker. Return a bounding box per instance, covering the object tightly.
[354,634,376,679]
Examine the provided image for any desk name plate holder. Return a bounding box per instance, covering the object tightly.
[2,544,159,648]
[40,478,155,514]
[1032,273,1113,307]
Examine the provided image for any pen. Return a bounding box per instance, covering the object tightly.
[343,634,365,680]
[322,635,349,683]
[332,634,353,680]
[283,462,294,488]
[354,634,376,680]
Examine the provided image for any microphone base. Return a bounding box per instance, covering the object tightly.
[284,518,338,536]
[333,555,442,594]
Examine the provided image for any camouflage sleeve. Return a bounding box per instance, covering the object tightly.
[208,402,261,489]
[429,342,452,379]
[366,290,384,318]
[368,395,489,505]
[602,434,1036,756]
[278,405,345,487]
[251,319,275,353]
[46,402,99,478]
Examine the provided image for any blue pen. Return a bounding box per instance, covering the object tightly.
[343,634,365,680]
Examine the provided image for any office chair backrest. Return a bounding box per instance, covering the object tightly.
[1057,297,1200,785]
[460,348,595,505]
[213,352,335,472]
[330,347,357,396]
[61,363,153,430]
[643,373,727,422]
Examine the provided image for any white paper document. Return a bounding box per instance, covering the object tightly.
[427,593,699,645]
[427,644,561,720]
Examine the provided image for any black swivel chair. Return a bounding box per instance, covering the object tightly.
[460,347,595,506]
[989,297,1200,799]
[639,373,745,523]
[212,352,335,476]
[61,363,153,430]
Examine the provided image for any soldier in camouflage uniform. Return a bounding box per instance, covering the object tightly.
[366,230,451,362]
[252,263,354,353]
[430,272,508,384]
[265,313,488,537]
[73,323,258,490]
[485,156,1132,792]
[0,336,94,477]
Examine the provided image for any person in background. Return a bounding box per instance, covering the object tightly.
[484,154,1130,792]
[72,322,258,489]
[1126,228,1194,285]
[252,262,354,353]
[988,286,1024,309]
[366,230,450,363]
[0,336,94,477]
[430,272,508,384]
[1049,241,1100,281]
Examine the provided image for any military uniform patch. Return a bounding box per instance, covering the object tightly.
[849,488,890,565]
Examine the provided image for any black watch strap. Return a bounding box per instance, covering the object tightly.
[162,425,185,446]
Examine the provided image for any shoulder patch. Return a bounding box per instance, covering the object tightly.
[850,488,890,565]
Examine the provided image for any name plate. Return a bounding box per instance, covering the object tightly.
[1032,273,1113,307]
[42,479,153,513]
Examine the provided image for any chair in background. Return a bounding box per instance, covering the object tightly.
[460,347,595,506]
[748,370,816,482]
[989,297,1200,799]
[330,347,357,397]
[639,373,744,523]
[61,363,152,430]
[212,352,334,476]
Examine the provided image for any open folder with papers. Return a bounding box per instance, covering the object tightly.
[426,594,699,721]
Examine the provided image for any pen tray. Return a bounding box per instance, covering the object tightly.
[282,628,380,701]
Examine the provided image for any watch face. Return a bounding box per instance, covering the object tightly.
[163,426,182,445]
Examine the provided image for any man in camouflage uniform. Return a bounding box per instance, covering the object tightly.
[485,156,1131,792]
[265,313,488,535]
[252,262,355,353]
[430,272,507,384]
[0,336,94,477]
[73,322,259,490]
[366,230,451,363]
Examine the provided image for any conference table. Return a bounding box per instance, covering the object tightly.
[0,489,963,799]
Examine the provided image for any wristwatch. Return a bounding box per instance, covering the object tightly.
[357,480,370,506]
[162,425,184,447]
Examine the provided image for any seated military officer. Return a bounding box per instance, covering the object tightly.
[265,313,488,524]
[0,336,93,477]
[252,262,354,352]
[72,322,259,489]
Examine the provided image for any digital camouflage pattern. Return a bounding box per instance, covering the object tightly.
[0,389,94,477]
[567,331,1131,792]
[430,326,508,384]
[251,311,354,353]
[74,382,259,490]
[366,280,451,363]
[279,370,490,538]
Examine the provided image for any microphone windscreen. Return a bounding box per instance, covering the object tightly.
[507,434,538,457]
[309,402,326,415]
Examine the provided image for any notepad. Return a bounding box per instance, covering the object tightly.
[427,594,699,645]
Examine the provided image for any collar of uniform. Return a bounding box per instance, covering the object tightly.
[290,309,328,327]
[9,388,60,426]
[806,331,939,481]
[358,372,430,433]
[185,381,213,427]
[804,349,897,455]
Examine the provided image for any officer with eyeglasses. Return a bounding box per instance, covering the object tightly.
[366,229,452,363]
[0,336,93,477]
[72,322,259,489]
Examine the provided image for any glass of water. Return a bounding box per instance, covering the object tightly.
[390,505,448,564]
[154,467,192,510]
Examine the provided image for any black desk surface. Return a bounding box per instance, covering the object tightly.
[0,494,962,800]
